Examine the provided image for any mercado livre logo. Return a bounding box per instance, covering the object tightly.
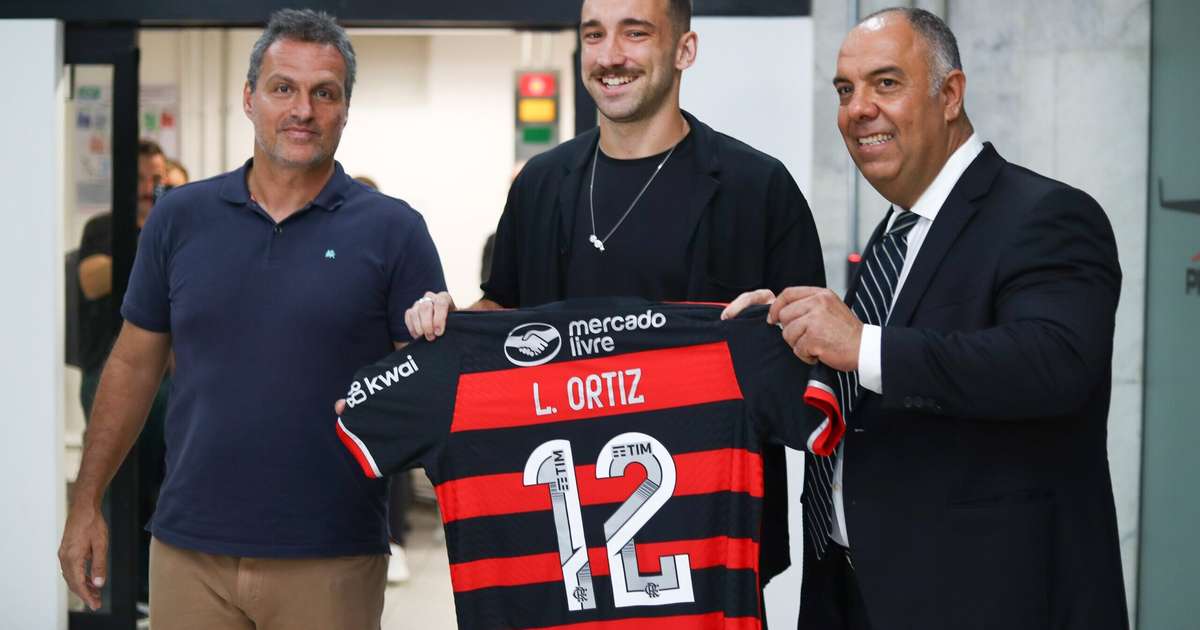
[504,322,563,367]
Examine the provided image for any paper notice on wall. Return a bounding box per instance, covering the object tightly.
[74,83,112,215]
[140,84,180,160]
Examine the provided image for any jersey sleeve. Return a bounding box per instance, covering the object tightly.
[725,307,844,456]
[336,335,461,479]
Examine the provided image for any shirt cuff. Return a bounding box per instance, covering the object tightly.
[858,324,883,394]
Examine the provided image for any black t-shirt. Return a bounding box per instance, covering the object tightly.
[565,133,696,300]
[337,300,840,629]
[77,213,115,372]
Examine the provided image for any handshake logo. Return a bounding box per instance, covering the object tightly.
[504,322,563,367]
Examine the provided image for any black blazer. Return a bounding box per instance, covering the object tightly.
[483,111,827,583]
[483,110,825,310]
[803,144,1128,629]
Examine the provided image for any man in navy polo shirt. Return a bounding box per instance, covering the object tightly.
[58,9,445,628]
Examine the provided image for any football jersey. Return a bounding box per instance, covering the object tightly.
[336,299,843,629]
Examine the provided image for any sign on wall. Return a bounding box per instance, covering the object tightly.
[73,83,112,215]
[139,84,180,160]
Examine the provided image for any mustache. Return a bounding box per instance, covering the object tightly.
[590,68,641,78]
[278,118,320,134]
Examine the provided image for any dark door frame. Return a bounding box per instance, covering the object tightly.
[64,23,141,630]
[1,1,809,25]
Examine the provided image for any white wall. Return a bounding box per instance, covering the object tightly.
[681,17,815,628]
[0,18,67,630]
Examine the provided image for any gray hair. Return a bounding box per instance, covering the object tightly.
[864,7,962,95]
[246,9,357,101]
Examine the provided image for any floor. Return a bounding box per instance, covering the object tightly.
[381,502,458,629]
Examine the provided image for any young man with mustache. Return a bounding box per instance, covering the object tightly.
[401,0,826,608]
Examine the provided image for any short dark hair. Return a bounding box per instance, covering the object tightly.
[247,9,357,101]
[666,0,692,38]
[138,139,164,158]
[864,7,962,94]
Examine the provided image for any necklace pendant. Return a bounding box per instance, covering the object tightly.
[589,234,605,251]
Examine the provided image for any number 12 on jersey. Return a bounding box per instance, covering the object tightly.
[523,432,695,610]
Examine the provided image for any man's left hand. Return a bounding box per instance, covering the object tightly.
[768,287,863,371]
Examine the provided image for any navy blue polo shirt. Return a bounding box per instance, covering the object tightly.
[122,159,446,557]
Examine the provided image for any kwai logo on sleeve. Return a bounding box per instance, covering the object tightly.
[504,322,563,367]
[345,355,420,408]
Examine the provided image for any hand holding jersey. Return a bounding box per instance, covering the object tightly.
[335,301,843,628]
[723,287,865,370]
[405,290,461,341]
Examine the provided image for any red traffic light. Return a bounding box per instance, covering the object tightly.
[519,72,557,98]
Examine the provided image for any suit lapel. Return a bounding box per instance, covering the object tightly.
[684,174,719,243]
[679,111,720,244]
[887,144,1005,326]
[552,129,600,295]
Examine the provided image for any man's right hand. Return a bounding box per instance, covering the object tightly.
[721,289,777,320]
[404,291,456,341]
[58,504,109,611]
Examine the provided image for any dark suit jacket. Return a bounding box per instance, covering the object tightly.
[483,111,827,583]
[801,144,1128,629]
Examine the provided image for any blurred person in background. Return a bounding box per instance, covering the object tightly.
[399,0,826,610]
[164,158,189,189]
[60,9,445,628]
[75,137,171,612]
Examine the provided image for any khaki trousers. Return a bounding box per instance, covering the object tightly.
[149,538,387,630]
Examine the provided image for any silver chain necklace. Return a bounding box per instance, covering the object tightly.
[587,140,677,252]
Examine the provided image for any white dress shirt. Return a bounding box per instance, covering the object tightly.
[829,133,984,547]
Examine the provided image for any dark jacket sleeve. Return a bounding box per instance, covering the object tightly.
[881,187,1121,419]
[480,173,524,308]
[765,162,826,292]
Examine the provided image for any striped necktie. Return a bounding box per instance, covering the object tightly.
[802,208,921,558]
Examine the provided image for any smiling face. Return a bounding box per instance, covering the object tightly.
[579,0,692,125]
[834,13,966,208]
[243,38,348,170]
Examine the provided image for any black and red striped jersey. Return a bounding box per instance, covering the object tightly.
[336,299,841,630]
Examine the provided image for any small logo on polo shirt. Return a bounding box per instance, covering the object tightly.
[324,249,336,259]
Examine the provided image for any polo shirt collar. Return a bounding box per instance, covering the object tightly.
[218,158,351,212]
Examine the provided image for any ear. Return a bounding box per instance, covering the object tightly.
[941,69,966,122]
[675,30,697,71]
[242,81,254,120]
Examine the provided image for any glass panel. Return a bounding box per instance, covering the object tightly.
[1140,0,1200,626]
[63,63,116,617]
